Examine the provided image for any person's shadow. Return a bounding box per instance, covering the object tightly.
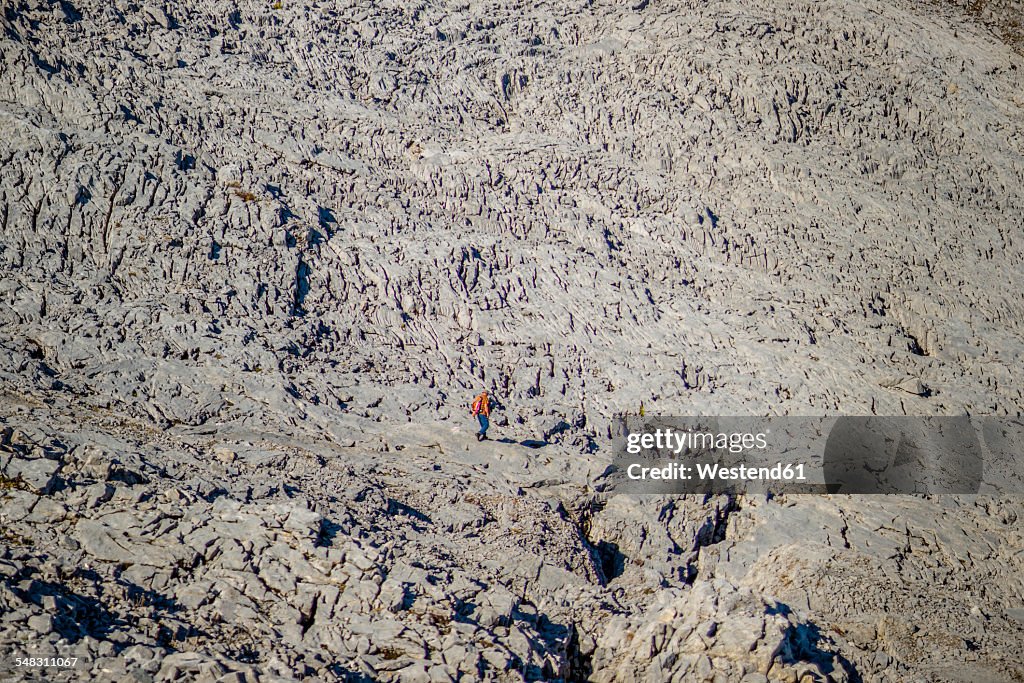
[495,438,549,449]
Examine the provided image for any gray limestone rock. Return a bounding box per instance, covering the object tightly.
[1,0,1024,680]
[3,455,60,494]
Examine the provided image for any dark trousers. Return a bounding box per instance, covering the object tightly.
[477,414,489,435]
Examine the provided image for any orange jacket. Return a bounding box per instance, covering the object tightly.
[471,393,491,417]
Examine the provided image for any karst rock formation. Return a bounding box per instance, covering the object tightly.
[1,0,1022,680]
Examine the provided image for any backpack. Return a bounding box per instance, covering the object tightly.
[471,394,490,415]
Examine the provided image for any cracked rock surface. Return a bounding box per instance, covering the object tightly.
[1,0,1023,681]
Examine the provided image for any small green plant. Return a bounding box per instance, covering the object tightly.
[0,474,27,491]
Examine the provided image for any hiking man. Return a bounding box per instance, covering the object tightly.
[471,390,491,441]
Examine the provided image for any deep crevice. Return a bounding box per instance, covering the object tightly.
[565,623,593,683]
[685,495,741,584]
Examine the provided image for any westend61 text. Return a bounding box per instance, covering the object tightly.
[627,462,807,481]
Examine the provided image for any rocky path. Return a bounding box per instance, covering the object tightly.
[2,394,1024,681]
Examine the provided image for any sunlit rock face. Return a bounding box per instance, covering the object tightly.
[1,0,1022,681]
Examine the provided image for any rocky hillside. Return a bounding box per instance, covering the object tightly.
[1,0,1023,681]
